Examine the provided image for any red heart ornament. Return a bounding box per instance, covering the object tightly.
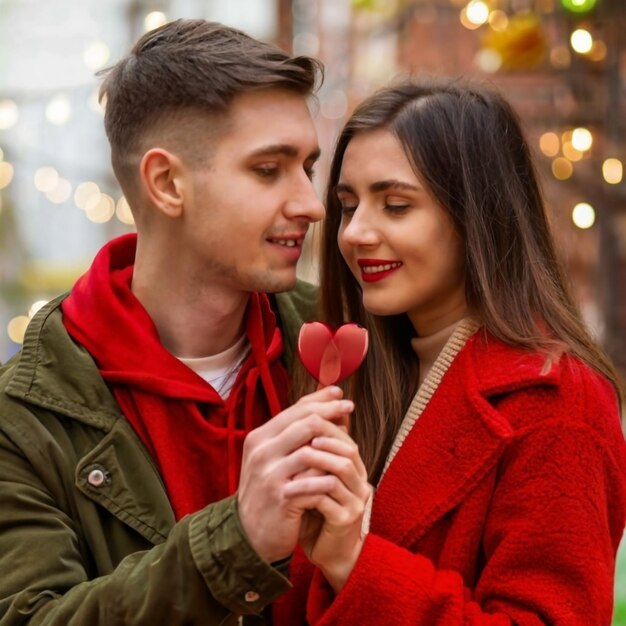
[297,322,369,387]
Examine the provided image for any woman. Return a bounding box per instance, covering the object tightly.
[274,77,626,625]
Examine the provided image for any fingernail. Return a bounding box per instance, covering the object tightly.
[340,400,354,410]
[328,386,343,396]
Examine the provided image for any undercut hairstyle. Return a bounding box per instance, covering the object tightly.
[98,19,323,198]
[313,76,623,483]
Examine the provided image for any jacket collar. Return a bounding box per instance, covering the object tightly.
[5,295,121,431]
[371,331,561,546]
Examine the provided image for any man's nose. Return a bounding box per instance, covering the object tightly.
[284,176,325,223]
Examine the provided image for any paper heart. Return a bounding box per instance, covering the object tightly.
[297,322,369,387]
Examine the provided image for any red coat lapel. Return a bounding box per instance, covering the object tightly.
[370,332,560,547]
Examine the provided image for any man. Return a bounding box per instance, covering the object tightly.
[0,19,360,625]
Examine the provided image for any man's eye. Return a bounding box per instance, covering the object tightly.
[254,166,278,178]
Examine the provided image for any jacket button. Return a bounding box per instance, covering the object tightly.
[87,468,107,487]
[244,590,260,603]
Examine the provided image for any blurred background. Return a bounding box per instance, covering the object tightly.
[0,0,624,619]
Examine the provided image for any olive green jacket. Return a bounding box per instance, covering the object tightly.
[0,281,317,626]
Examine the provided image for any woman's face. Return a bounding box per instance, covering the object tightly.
[337,128,468,335]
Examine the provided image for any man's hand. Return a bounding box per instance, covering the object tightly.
[237,386,354,563]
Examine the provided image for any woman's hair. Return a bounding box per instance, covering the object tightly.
[318,76,623,483]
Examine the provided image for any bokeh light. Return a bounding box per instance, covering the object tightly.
[571,127,593,151]
[552,157,573,180]
[572,202,595,229]
[0,100,19,130]
[602,158,623,185]
[46,95,72,126]
[7,316,30,345]
[539,132,560,157]
[0,161,14,190]
[144,11,167,32]
[570,29,593,54]
[34,166,59,193]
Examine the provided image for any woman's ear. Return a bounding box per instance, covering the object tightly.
[139,148,185,218]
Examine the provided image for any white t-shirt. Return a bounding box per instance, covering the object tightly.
[178,334,250,399]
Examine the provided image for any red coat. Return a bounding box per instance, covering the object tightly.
[273,332,626,625]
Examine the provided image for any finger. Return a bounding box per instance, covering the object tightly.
[283,476,365,529]
[257,409,355,460]
[295,385,343,406]
[256,397,353,440]
[281,447,370,497]
[311,436,368,480]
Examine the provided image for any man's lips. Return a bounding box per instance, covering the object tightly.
[357,258,403,283]
[267,234,307,248]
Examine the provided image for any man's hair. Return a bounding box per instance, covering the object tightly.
[98,19,323,195]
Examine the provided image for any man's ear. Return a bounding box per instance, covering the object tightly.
[140,148,186,218]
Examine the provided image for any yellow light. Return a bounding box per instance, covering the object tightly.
[46,178,72,204]
[572,202,595,229]
[144,11,167,32]
[34,166,59,192]
[0,100,19,130]
[465,0,490,25]
[83,41,110,71]
[488,10,508,31]
[74,181,101,210]
[0,161,14,190]
[85,193,115,223]
[552,157,573,180]
[571,127,593,151]
[562,141,583,162]
[46,95,72,126]
[602,158,623,185]
[28,300,48,318]
[7,315,30,344]
[116,196,135,225]
[570,29,593,54]
[539,132,560,157]
[460,7,482,29]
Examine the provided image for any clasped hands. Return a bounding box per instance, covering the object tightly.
[237,386,372,592]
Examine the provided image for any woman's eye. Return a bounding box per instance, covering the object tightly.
[340,205,357,216]
[304,167,316,181]
[385,203,410,214]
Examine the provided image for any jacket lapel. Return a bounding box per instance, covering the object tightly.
[370,332,560,547]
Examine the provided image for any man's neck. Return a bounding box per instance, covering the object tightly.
[131,261,249,359]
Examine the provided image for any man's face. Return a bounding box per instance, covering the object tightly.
[178,88,323,294]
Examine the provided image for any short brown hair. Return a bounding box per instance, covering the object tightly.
[99,19,323,195]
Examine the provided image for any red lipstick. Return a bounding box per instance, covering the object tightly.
[357,259,403,283]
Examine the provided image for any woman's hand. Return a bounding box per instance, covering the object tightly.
[283,433,372,592]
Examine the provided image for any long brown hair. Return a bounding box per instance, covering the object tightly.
[319,77,623,483]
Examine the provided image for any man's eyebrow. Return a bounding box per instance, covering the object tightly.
[335,180,420,194]
[249,144,321,160]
